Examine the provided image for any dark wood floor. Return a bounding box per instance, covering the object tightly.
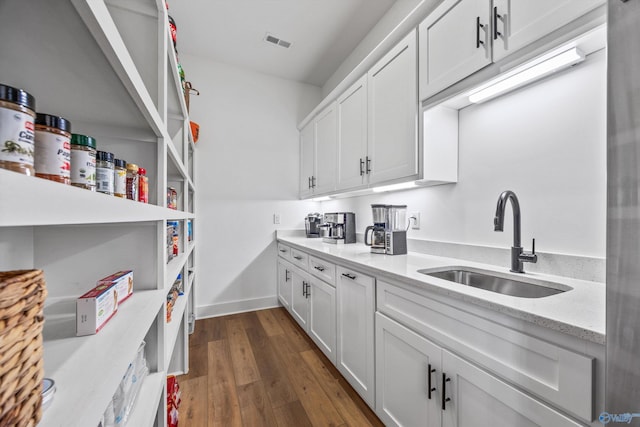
[177,307,384,427]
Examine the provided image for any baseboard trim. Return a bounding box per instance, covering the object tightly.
[196,296,280,319]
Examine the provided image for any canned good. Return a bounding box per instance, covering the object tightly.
[70,134,97,191]
[34,113,71,184]
[0,84,36,175]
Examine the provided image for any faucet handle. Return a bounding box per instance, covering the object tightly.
[519,238,538,264]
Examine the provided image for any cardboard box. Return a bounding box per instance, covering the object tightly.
[98,270,134,304]
[77,282,118,336]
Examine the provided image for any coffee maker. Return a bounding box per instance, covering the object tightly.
[320,212,356,244]
[305,213,322,238]
[365,204,407,255]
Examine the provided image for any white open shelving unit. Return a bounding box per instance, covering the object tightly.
[0,0,197,425]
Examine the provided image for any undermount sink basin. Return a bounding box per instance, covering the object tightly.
[417,267,571,298]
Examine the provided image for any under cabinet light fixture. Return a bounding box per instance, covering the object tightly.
[468,47,585,104]
[310,196,331,202]
[372,181,418,193]
[264,33,292,49]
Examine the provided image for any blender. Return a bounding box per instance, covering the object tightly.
[385,205,407,255]
[365,204,389,254]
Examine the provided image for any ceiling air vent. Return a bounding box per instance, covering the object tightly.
[264,33,292,49]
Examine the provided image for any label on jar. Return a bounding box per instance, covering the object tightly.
[114,168,126,196]
[34,130,71,177]
[96,166,114,194]
[0,107,35,166]
[71,149,96,186]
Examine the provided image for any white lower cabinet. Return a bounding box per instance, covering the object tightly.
[290,268,310,330]
[308,278,337,364]
[277,259,292,309]
[336,266,375,407]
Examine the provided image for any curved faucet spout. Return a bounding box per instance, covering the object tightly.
[494,190,521,248]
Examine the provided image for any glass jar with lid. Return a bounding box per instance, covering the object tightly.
[70,134,96,191]
[96,151,115,195]
[126,163,139,200]
[113,159,127,198]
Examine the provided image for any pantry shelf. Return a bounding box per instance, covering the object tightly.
[126,371,166,427]
[0,170,194,226]
[164,278,193,367]
[40,289,165,427]
[165,247,192,291]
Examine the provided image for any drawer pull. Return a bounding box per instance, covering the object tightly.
[427,364,436,400]
[314,266,325,272]
[279,249,287,253]
[293,255,303,261]
[341,273,356,280]
[442,374,451,410]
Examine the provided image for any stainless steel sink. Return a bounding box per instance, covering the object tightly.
[417,268,571,298]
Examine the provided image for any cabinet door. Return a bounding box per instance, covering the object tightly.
[441,350,583,427]
[308,278,337,364]
[419,0,491,100]
[368,30,418,186]
[300,120,315,198]
[492,0,603,62]
[277,260,292,310]
[336,267,375,406]
[290,270,309,331]
[314,102,338,195]
[337,76,368,191]
[375,313,442,427]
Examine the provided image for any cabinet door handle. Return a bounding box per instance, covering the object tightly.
[312,176,317,188]
[427,364,436,400]
[302,281,307,296]
[305,282,310,298]
[366,156,371,174]
[293,255,303,260]
[308,177,312,189]
[476,16,485,48]
[341,272,357,280]
[285,270,290,281]
[442,373,451,410]
[493,6,502,40]
[359,158,365,176]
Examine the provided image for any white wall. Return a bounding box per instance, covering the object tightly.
[182,55,321,318]
[323,48,607,259]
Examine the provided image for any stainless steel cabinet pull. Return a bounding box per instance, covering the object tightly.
[476,17,485,48]
[442,373,451,410]
[359,158,365,176]
[285,270,290,281]
[279,249,287,253]
[427,364,436,400]
[305,282,310,298]
[293,255,303,260]
[341,272,357,280]
[366,156,371,174]
[493,7,502,40]
[308,177,312,189]
[302,281,307,296]
[311,176,316,188]
[314,266,325,272]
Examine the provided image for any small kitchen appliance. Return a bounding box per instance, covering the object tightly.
[365,204,408,255]
[321,212,356,244]
[305,212,322,238]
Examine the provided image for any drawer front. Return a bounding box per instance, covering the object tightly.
[308,255,336,286]
[336,266,374,288]
[290,248,309,270]
[277,243,291,260]
[377,280,593,422]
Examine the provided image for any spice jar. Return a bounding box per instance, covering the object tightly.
[126,163,139,200]
[0,84,36,175]
[114,159,127,198]
[34,113,72,184]
[138,167,149,203]
[96,151,114,195]
[70,134,96,191]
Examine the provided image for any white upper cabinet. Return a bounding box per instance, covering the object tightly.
[314,102,338,195]
[337,76,368,191]
[419,0,491,100]
[492,0,604,61]
[300,120,315,198]
[368,30,419,185]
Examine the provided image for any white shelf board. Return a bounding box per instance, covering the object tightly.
[40,289,165,427]
[165,279,193,367]
[125,371,165,427]
[0,170,193,226]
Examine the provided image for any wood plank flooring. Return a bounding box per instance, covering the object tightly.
[178,307,384,427]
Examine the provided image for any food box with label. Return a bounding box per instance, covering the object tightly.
[76,282,118,336]
[98,270,133,305]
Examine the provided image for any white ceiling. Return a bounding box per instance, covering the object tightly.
[168,0,397,87]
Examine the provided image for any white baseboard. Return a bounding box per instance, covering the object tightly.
[196,295,280,319]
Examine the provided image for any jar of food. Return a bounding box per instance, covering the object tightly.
[96,151,114,195]
[126,163,139,200]
[167,187,178,210]
[70,134,97,191]
[0,84,36,175]
[113,159,127,198]
[138,167,149,203]
[34,113,72,184]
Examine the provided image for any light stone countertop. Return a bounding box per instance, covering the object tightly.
[277,234,605,345]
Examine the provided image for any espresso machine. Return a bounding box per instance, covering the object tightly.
[320,212,356,244]
[305,213,322,238]
[365,204,408,255]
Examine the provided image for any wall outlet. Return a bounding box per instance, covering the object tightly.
[273,213,281,225]
[410,212,420,230]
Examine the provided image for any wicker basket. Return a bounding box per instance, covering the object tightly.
[0,270,47,427]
